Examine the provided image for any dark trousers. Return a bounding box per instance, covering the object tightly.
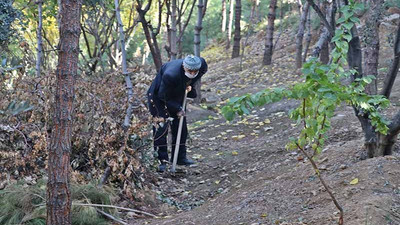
[148,96,188,162]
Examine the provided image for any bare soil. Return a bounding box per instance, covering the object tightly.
[128,25,400,225]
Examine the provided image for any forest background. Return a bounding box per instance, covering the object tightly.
[1,0,400,224]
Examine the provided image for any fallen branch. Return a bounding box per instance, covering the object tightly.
[96,208,128,225]
[73,203,158,218]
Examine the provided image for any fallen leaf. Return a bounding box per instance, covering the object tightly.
[350,178,359,185]
[232,151,238,155]
[232,135,246,140]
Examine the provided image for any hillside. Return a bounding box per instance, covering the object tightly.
[129,24,400,225]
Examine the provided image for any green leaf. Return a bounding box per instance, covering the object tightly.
[221,106,235,121]
[337,17,346,24]
[342,22,354,31]
[343,33,352,42]
[240,103,250,115]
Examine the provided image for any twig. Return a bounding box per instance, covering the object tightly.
[306,0,333,36]
[295,142,343,225]
[96,208,128,225]
[73,203,158,218]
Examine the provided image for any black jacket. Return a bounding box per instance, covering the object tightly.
[147,58,208,115]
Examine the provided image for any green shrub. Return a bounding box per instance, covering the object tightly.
[0,179,117,225]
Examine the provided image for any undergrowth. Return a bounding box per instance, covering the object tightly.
[0,179,117,225]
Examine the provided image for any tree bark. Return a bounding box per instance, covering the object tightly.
[363,0,384,95]
[115,0,134,129]
[36,0,43,77]
[381,21,400,99]
[226,0,234,49]
[177,0,196,58]
[136,0,163,71]
[296,2,310,68]
[231,0,241,58]
[47,0,81,224]
[194,0,204,103]
[221,0,227,32]
[171,0,177,60]
[310,1,335,59]
[262,0,277,65]
[319,2,329,64]
[303,9,311,62]
[239,1,256,71]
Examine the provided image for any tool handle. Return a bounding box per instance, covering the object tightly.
[171,90,188,173]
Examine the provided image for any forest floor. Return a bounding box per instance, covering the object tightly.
[128,25,400,225]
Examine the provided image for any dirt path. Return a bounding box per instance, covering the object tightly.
[130,29,400,225]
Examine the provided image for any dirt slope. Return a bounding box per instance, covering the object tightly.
[129,26,400,225]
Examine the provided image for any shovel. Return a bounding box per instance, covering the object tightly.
[170,89,188,173]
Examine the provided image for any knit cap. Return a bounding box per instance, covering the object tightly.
[183,55,201,70]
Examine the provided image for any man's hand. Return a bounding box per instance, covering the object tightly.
[186,86,192,92]
[177,110,185,118]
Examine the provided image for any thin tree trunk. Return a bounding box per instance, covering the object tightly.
[194,0,204,103]
[363,0,384,95]
[231,0,241,58]
[36,0,43,77]
[319,2,329,64]
[222,0,227,32]
[194,0,204,56]
[296,2,310,68]
[310,1,335,59]
[115,0,134,129]
[177,0,196,58]
[255,0,260,22]
[303,9,311,62]
[272,0,284,51]
[47,0,81,224]
[226,0,234,49]
[239,0,256,70]
[381,22,400,99]
[136,0,163,72]
[262,0,277,65]
[171,0,177,60]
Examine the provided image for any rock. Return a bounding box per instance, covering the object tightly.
[340,164,347,170]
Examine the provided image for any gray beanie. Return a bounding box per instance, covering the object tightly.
[183,55,201,70]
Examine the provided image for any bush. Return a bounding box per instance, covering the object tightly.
[0,179,117,225]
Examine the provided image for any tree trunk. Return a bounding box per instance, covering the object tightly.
[194,0,204,103]
[381,21,400,99]
[346,4,388,158]
[303,9,311,62]
[115,0,134,129]
[363,0,384,95]
[295,2,310,68]
[226,0,234,49]
[359,0,384,157]
[373,22,400,156]
[171,0,177,60]
[47,0,81,224]
[136,1,163,72]
[36,0,43,77]
[231,0,241,58]
[239,1,256,70]
[310,1,334,59]
[262,0,277,65]
[177,0,196,58]
[222,0,227,32]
